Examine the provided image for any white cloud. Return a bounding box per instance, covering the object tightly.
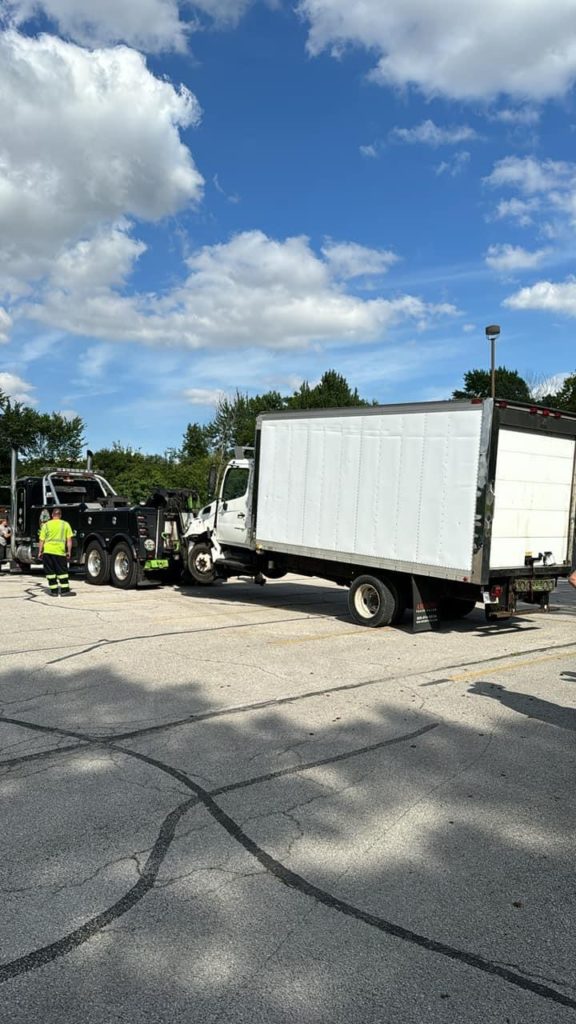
[213,173,240,204]
[50,225,147,294]
[505,278,576,315]
[75,344,117,383]
[531,372,569,399]
[2,0,254,50]
[485,243,550,273]
[359,143,377,158]
[16,332,65,364]
[321,240,398,279]
[0,31,203,295]
[298,0,576,100]
[22,230,458,349]
[489,106,540,125]
[492,197,540,226]
[435,152,470,177]
[390,120,477,146]
[182,387,225,405]
[0,307,12,342]
[485,156,573,194]
[188,0,253,26]
[3,0,186,52]
[485,155,576,237]
[0,371,36,403]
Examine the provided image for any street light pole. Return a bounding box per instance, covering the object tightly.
[485,324,501,400]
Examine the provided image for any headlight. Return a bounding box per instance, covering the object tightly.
[144,538,155,551]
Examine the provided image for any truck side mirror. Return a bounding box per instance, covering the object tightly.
[208,465,217,497]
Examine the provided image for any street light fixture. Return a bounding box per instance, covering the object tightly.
[485,324,501,400]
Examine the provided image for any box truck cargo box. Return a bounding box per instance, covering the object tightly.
[185,399,576,628]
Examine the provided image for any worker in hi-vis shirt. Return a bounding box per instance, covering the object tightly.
[38,507,75,597]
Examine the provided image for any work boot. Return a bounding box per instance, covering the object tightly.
[60,590,76,597]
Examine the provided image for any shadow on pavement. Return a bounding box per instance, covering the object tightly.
[469,681,576,732]
[1,652,576,1020]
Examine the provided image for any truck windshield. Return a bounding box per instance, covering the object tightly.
[222,467,249,502]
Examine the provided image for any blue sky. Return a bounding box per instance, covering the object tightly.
[1,0,576,452]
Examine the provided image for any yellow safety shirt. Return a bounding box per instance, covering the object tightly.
[39,519,73,555]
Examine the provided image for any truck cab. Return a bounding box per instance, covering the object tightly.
[184,457,258,583]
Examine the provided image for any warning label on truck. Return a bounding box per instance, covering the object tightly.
[411,578,440,632]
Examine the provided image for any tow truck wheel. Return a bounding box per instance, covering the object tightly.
[85,541,110,585]
[110,541,142,589]
[348,575,398,627]
[188,542,216,585]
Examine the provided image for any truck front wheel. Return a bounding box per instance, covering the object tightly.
[348,575,399,627]
[85,541,110,585]
[188,542,216,585]
[110,541,142,589]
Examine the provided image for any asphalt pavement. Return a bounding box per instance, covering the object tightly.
[1,570,575,1023]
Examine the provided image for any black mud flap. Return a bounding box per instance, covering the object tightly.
[411,576,441,633]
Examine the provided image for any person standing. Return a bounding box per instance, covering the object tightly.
[38,507,75,596]
[0,517,11,562]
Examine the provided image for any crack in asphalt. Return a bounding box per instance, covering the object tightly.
[3,636,576,750]
[210,723,438,795]
[0,715,574,1010]
[0,795,197,983]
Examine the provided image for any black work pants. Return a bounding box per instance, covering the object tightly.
[43,553,70,593]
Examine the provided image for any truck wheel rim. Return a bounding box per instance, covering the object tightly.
[87,550,102,576]
[195,553,212,575]
[114,552,130,581]
[354,583,380,619]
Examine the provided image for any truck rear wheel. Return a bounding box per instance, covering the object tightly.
[188,542,216,585]
[85,541,110,585]
[348,575,399,627]
[110,541,142,589]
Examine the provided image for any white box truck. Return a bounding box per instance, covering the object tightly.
[184,399,576,628]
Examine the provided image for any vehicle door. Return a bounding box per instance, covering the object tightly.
[216,464,251,547]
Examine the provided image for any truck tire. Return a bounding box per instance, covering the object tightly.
[348,575,398,627]
[263,567,286,580]
[110,541,142,589]
[188,542,216,585]
[440,597,477,619]
[85,541,111,585]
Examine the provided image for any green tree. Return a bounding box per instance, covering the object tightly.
[200,373,371,460]
[89,443,213,506]
[204,390,285,456]
[0,390,85,482]
[452,367,531,402]
[538,372,576,412]
[288,369,369,409]
[90,444,174,504]
[24,412,85,465]
[181,422,210,461]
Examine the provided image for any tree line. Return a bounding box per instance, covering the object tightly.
[2,366,576,505]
